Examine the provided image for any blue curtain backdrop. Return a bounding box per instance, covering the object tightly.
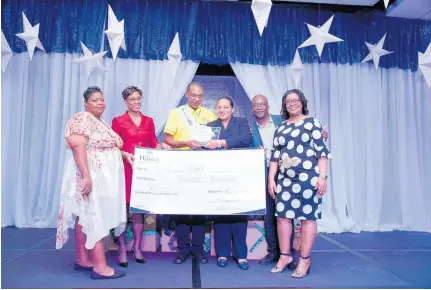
[2,0,430,70]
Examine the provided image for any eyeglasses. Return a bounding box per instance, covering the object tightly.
[285,99,301,105]
[188,93,203,100]
[128,97,142,103]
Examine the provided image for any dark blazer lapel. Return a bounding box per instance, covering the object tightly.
[225,116,236,132]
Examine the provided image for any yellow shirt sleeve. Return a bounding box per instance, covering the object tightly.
[198,107,217,124]
[164,110,179,136]
[207,111,217,123]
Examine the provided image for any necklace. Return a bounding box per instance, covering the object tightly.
[257,120,273,128]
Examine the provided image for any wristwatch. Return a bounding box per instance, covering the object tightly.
[217,140,221,148]
[320,175,328,180]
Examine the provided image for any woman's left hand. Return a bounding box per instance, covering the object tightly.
[157,143,171,150]
[204,140,218,149]
[315,177,327,197]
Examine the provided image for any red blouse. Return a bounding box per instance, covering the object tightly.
[112,112,159,204]
[112,111,159,154]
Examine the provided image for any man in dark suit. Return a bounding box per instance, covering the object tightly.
[250,94,291,265]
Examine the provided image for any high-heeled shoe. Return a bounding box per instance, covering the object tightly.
[291,255,311,278]
[118,248,128,268]
[118,260,128,268]
[271,253,294,273]
[132,248,146,264]
[134,253,146,264]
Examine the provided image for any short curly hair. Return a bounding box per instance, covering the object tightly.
[83,86,102,101]
[122,86,143,100]
[280,89,309,120]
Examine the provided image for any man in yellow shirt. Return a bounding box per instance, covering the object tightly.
[164,82,216,264]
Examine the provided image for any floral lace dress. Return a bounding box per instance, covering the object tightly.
[56,111,127,249]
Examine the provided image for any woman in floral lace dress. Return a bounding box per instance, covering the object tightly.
[56,86,127,280]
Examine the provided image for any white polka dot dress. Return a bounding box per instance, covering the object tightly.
[270,117,331,220]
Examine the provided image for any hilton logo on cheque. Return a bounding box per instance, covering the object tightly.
[138,151,159,163]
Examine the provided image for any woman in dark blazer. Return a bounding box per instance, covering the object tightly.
[205,97,252,270]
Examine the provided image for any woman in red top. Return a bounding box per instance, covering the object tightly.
[112,86,169,267]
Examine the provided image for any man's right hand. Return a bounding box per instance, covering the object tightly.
[188,140,202,149]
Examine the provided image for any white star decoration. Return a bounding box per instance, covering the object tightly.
[383,0,390,9]
[2,31,12,72]
[167,32,182,77]
[71,42,107,78]
[104,5,126,61]
[251,0,272,37]
[298,15,343,58]
[291,50,304,89]
[418,43,431,87]
[15,12,45,60]
[361,34,393,70]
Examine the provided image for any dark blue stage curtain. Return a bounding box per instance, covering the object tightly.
[2,0,430,70]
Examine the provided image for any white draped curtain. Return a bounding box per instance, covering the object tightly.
[3,53,430,234]
[231,62,431,233]
[1,52,198,227]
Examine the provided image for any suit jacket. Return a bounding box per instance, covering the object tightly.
[112,111,158,154]
[112,111,158,204]
[250,114,284,182]
[251,114,284,148]
[207,116,252,149]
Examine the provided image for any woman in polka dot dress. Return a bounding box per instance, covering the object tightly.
[268,89,331,278]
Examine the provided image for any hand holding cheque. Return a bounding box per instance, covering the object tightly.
[189,124,221,148]
[129,147,266,215]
